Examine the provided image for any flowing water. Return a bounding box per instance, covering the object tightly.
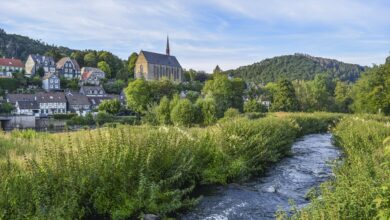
[182,133,341,220]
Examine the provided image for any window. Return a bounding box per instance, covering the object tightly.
[140,65,143,74]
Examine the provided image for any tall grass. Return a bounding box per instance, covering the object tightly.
[285,116,390,219]
[0,113,340,219]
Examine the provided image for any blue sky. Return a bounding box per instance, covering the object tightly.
[1,0,390,72]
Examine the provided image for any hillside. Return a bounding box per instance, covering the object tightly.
[0,29,75,61]
[224,53,367,83]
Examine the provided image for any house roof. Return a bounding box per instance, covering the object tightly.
[0,58,24,68]
[65,92,91,106]
[42,73,59,80]
[140,51,181,68]
[6,94,35,104]
[80,67,105,80]
[35,92,66,103]
[80,85,106,94]
[17,100,39,110]
[29,54,55,65]
[56,57,80,70]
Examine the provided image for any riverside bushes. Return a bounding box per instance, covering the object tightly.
[0,113,339,219]
[287,116,390,219]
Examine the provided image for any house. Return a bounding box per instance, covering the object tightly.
[6,93,35,105]
[15,100,39,116]
[25,54,56,77]
[56,57,81,79]
[0,57,24,78]
[42,73,61,91]
[79,85,106,97]
[35,92,67,116]
[65,91,91,115]
[80,67,106,85]
[135,37,183,82]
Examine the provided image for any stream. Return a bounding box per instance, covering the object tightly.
[181,133,341,220]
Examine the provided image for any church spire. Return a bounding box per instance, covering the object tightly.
[166,35,170,56]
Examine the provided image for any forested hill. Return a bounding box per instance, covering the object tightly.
[224,53,367,83]
[0,28,75,61]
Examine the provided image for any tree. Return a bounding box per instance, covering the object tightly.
[127,52,138,78]
[156,96,171,125]
[71,51,85,67]
[203,74,234,117]
[84,52,98,67]
[170,99,197,126]
[103,80,126,94]
[244,99,266,113]
[116,68,129,82]
[351,62,390,115]
[124,78,152,113]
[98,99,121,115]
[196,98,217,125]
[270,79,299,112]
[224,108,240,118]
[37,67,45,78]
[213,65,222,75]
[231,78,245,111]
[45,49,63,62]
[0,102,14,114]
[150,78,176,102]
[98,61,112,78]
[334,81,352,113]
[310,74,335,111]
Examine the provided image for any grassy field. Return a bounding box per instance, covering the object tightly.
[0,112,345,219]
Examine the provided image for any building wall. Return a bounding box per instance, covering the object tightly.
[4,115,36,130]
[135,54,148,79]
[25,56,36,76]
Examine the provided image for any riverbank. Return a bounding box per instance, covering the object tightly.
[0,113,342,219]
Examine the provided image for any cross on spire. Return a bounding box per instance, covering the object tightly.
[166,35,170,56]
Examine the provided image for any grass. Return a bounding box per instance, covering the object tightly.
[0,112,341,219]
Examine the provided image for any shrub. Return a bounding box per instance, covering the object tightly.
[196,98,217,125]
[223,108,240,118]
[244,99,266,113]
[156,96,171,125]
[170,99,197,126]
[53,113,77,120]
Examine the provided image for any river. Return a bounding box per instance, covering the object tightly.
[181,133,341,220]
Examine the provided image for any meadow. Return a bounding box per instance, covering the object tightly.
[0,112,343,219]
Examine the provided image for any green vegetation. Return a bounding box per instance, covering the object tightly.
[225,53,366,83]
[282,116,390,219]
[0,113,339,219]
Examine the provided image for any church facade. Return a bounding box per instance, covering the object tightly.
[135,37,183,82]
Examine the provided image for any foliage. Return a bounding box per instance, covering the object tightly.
[53,113,77,120]
[244,99,266,113]
[124,78,152,113]
[36,66,45,77]
[224,108,240,118]
[103,80,126,94]
[203,74,245,117]
[156,96,171,125]
[270,79,299,112]
[224,53,366,83]
[127,52,138,78]
[351,61,390,115]
[0,102,14,114]
[170,99,197,126]
[60,77,79,90]
[98,99,121,115]
[97,61,112,78]
[196,98,217,125]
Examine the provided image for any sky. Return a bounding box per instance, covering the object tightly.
[1,0,390,72]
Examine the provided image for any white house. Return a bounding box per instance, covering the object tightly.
[80,67,106,85]
[35,92,67,116]
[0,57,24,78]
[42,73,61,91]
[15,101,40,116]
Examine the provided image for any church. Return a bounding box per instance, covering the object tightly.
[134,37,183,82]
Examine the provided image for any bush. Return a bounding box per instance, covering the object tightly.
[156,96,171,125]
[170,99,197,126]
[95,112,115,125]
[244,99,267,113]
[196,98,217,125]
[223,108,240,118]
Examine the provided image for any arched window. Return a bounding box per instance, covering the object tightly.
[140,65,143,74]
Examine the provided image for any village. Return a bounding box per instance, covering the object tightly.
[0,38,185,130]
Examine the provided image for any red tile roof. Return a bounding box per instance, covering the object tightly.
[0,58,24,68]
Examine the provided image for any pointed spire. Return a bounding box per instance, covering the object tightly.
[166,35,170,56]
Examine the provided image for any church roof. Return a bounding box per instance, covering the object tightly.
[140,50,181,68]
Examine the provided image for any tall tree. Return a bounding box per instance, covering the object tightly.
[270,79,299,112]
[84,52,98,67]
[213,65,222,75]
[124,78,152,113]
[127,52,138,78]
[334,81,352,113]
[97,61,112,78]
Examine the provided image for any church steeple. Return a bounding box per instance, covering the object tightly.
[166,36,170,56]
